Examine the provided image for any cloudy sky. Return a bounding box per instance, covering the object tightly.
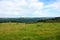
[0,0,60,18]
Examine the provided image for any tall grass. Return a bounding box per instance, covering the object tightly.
[0,23,60,40]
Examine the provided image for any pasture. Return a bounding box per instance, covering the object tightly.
[0,23,60,40]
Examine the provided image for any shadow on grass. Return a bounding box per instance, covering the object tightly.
[56,32,60,40]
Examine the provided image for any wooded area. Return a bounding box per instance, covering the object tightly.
[0,17,60,23]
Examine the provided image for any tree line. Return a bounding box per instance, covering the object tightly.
[0,17,60,23]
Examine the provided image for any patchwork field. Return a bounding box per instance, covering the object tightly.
[0,23,60,40]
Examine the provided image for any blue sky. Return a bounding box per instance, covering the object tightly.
[0,0,60,18]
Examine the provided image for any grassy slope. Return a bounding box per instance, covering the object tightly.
[0,23,60,40]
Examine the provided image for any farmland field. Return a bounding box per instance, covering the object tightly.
[0,23,60,40]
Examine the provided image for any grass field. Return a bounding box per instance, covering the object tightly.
[0,22,60,40]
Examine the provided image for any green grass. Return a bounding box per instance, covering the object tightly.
[0,22,60,40]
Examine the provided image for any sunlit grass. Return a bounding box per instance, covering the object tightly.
[0,22,60,40]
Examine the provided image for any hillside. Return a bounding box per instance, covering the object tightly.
[0,17,48,23]
[0,17,60,23]
[37,17,60,22]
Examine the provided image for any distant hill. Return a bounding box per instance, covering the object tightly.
[37,17,60,23]
[0,18,45,23]
[0,17,60,23]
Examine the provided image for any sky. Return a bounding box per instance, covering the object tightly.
[0,0,60,18]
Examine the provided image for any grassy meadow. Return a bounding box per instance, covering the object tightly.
[0,22,60,40]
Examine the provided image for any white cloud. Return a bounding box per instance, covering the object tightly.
[0,0,27,17]
[29,2,43,9]
[0,0,45,17]
[0,0,60,17]
[45,2,60,10]
[42,1,60,17]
